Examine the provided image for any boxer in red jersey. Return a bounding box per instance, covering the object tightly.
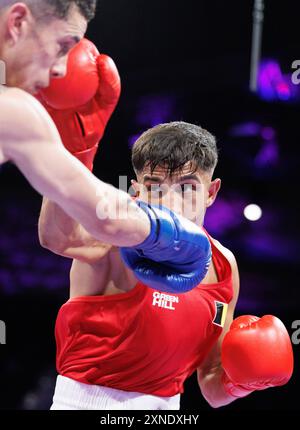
[38,39,293,411]
[39,118,293,409]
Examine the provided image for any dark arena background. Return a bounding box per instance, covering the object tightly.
[0,0,300,413]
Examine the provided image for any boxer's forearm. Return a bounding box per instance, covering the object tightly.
[39,197,81,252]
[39,197,114,262]
[39,197,103,248]
[39,197,78,242]
[198,366,238,408]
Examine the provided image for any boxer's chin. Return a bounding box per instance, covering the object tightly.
[24,85,43,96]
[33,85,44,95]
[28,88,37,95]
[17,82,35,95]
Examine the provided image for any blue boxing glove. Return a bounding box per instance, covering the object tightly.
[120,201,211,294]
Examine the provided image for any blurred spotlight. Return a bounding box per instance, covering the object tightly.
[257,59,298,102]
[228,121,279,177]
[135,94,178,128]
[204,195,246,235]
[128,133,142,148]
[244,204,262,221]
[21,370,56,410]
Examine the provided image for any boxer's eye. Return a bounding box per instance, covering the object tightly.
[180,183,198,193]
[58,43,71,57]
[146,184,164,197]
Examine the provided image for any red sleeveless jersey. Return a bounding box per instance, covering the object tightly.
[55,232,234,397]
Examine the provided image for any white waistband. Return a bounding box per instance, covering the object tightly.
[51,375,181,410]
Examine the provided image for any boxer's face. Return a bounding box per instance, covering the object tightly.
[133,163,221,225]
[0,3,87,94]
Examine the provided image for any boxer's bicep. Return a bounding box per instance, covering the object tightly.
[69,256,112,298]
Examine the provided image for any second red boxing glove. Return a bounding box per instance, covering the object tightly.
[221,315,294,398]
[38,38,121,171]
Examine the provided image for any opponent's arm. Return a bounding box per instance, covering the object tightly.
[0,89,150,247]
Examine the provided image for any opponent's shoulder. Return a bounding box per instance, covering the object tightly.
[0,87,58,158]
[0,86,30,103]
[0,87,45,118]
[0,88,41,130]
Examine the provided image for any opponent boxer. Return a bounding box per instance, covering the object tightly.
[0,1,211,293]
[39,112,293,407]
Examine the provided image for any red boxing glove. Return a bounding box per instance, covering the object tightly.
[221,315,294,398]
[38,38,121,171]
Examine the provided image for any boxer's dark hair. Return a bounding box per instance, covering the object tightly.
[43,0,97,21]
[132,121,218,176]
[0,0,97,21]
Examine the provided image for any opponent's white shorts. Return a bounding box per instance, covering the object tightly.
[50,375,181,410]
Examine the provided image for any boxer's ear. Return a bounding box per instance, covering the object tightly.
[130,180,140,198]
[7,4,31,43]
[206,178,221,208]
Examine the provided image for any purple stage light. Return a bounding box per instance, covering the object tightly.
[135,94,177,128]
[243,232,298,263]
[261,126,275,141]
[128,133,142,148]
[129,94,180,148]
[229,121,279,170]
[276,81,291,101]
[0,269,17,295]
[257,59,295,102]
[254,140,279,167]
[229,122,261,138]
[258,60,283,101]
[204,196,246,235]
